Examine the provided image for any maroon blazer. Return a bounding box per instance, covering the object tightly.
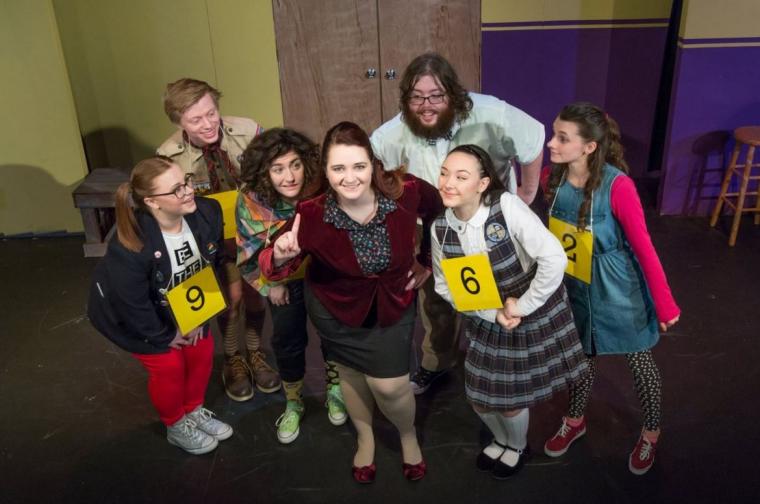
[259,174,443,328]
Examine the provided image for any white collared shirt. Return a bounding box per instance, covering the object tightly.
[431,192,567,322]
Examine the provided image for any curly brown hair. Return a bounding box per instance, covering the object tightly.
[239,128,320,207]
[544,102,629,230]
[399,52,473,122]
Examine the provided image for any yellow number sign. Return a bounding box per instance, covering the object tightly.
[166,266,228,335]
[440,254,503,312]
[548,216,593,284]
[206,190,238,240]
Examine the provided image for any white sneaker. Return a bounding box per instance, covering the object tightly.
[187,407,233,441]
[167,416,218,454]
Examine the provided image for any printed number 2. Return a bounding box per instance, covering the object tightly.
[186,286,205,311]
[562,233,577,263]
[460,267,480,294]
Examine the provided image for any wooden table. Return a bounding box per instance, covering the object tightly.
[71,167,131,257]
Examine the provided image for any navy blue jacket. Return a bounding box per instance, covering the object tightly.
[88,197,225,354]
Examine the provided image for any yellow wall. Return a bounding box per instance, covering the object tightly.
[0,0,87,234]
[482,0,671,23]
[679,0,760,39]
[53,0,283,171]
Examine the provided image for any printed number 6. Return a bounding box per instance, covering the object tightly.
[460,267,481,295]
[186,286,205,311]
[562,233,577,263]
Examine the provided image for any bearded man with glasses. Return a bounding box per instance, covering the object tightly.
[370,53,545,394]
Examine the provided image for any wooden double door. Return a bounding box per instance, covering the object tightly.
[272,0,481,142]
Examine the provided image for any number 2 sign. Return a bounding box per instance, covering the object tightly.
[166,266,228,335]
[440,254,503,312]
[548,216,593,284]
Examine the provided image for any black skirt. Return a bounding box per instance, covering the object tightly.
[304,285,415,378]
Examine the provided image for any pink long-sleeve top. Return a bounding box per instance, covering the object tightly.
[542,168,680,323]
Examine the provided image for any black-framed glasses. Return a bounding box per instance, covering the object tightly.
[408,94,446,106]
[148,174,195,198]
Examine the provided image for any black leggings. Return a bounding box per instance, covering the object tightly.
[568,350,662,431]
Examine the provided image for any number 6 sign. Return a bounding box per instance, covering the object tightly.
[166,266,228,335]
[440,254,503,312]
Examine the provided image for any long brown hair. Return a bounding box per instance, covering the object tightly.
[240,128,320,206]
[319,121,405,200]
[114,156,175,252]
[544,102,629,229]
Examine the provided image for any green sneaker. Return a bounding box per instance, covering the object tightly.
[275,400,304,444]
[325,383,347,426]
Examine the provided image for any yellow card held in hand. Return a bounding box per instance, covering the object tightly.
[440,254,503,312]
[206,190,238,240]
[548,216,593,284]
[166,266,228,335]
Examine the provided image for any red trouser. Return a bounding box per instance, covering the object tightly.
[133,332,214,426]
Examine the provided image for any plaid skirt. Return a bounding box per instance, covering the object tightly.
[464,286,587,410]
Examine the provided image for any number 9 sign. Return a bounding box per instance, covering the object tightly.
[440,254,502,312]
[166,266,227,335]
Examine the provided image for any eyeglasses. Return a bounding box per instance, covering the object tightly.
[148,174,195,198]
[408,94,446,106]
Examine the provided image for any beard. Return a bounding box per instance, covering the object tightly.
[402,103,457,140]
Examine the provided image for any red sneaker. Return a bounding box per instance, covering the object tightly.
[544,416,586,457]
[628,435,657,475]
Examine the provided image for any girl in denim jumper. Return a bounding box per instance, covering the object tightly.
[542,102,680,475]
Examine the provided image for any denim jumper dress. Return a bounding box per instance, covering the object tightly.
[549,164,658,355]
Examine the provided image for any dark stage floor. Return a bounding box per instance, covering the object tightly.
[2,202,759,503]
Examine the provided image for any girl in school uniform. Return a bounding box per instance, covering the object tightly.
[542,102,680,475]
[430,144,587,479]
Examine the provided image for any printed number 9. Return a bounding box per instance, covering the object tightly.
[186,286,205,311]
[460,267,480,295]
[562,233,577,263]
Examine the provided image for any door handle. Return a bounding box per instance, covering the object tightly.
[366,68,377,79]
[384,68,397,80]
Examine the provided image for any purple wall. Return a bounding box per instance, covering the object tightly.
[481,21,668,178]
[659,41,760,215]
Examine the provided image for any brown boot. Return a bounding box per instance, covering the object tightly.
[248,350,281,393]
[222,354,254,401]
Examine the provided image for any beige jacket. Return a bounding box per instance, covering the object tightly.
[157,116,262,192]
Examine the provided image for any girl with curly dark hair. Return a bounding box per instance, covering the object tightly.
[236,128,346,444]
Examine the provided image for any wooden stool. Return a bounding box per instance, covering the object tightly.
[709,126,760,246]
[71,167,131,257]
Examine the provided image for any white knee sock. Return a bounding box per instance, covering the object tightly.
[476,410,508,459]
[501,408,529,450]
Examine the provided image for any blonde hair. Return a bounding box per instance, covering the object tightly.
[162,78,222,124]
[115,156,175,252]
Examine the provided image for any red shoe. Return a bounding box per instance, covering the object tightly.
[544,416,586,457]
[352,463,376,484]
[629,435,657,475]
[402,459,427,481]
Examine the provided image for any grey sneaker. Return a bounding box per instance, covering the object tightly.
[187,406,233,441]
[166,416,218,455]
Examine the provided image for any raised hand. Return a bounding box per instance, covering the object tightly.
[273,213,301,266]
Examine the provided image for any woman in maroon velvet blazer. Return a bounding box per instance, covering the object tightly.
[259,122,442,483]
